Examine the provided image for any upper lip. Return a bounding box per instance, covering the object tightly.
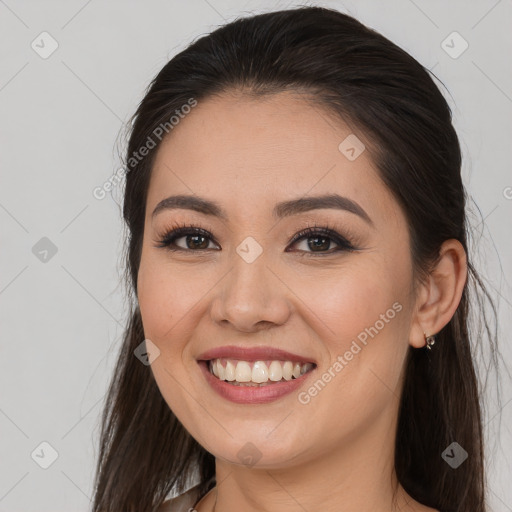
[197,345,317,364]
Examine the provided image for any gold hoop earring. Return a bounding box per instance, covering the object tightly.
[424,332,436,350]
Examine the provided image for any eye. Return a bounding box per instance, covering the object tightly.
[154,221,358,255]
[286,224,356,256]
[154,222,219,252]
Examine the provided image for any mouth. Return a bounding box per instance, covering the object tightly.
[197,358,317,404]
[203,358,316,386]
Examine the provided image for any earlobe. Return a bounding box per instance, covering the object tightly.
[409,239,468,349]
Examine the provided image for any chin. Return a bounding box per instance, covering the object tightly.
[200,432,310,469]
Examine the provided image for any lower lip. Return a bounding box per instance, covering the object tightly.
[198,361,315,404]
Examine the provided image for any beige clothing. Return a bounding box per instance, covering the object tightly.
[158,477,215,512]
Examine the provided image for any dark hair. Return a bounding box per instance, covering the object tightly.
[91,6,501,512]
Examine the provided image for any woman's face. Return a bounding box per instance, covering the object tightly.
[137,91,417,469]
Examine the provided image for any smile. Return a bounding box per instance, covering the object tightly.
[208,358,315,385]
[198,359,317,404]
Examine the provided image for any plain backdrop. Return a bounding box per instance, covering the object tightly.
[0,1,511,511]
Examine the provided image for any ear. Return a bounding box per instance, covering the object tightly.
[409,239,468,349]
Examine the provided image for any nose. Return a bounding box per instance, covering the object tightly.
[210,252,291,333]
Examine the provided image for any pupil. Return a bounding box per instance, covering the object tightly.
[309,236,329,251]
[188,235,208,249]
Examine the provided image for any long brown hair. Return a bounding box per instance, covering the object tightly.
[91,6,501,511]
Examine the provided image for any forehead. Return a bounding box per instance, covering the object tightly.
[147,91,398,224]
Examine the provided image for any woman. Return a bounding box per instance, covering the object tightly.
[91,6,500,512]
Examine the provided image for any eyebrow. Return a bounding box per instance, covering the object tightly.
[152,193,373,226]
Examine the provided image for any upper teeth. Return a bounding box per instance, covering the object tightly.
[209,359,315,383]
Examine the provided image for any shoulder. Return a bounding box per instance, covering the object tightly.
[157,484,201,512]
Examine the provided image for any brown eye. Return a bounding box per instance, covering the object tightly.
[175,233,211,250]
[155,223,357,255]
[156,226,219,251]
[287,227,355,255]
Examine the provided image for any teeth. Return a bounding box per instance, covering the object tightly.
[235,361,252,382]
[268,361,283,381]
[252,361,268,383]
[225,360,236,381]
[208,359,314,384]
[217,360,226,380]
[282,361,293,381]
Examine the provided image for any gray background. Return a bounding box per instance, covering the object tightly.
[1,0,511,510]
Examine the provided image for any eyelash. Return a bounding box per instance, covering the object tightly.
[154,221,358,257]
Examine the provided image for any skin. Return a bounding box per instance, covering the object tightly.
[138,91,467,512]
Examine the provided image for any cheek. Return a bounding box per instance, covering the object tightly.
[137,261,170,340]
[137,255,203,422]
[293,256,411,406]
[292,259,405,352]
[137,252,203,343]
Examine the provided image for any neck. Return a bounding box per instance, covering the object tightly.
[210,410,415,512]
